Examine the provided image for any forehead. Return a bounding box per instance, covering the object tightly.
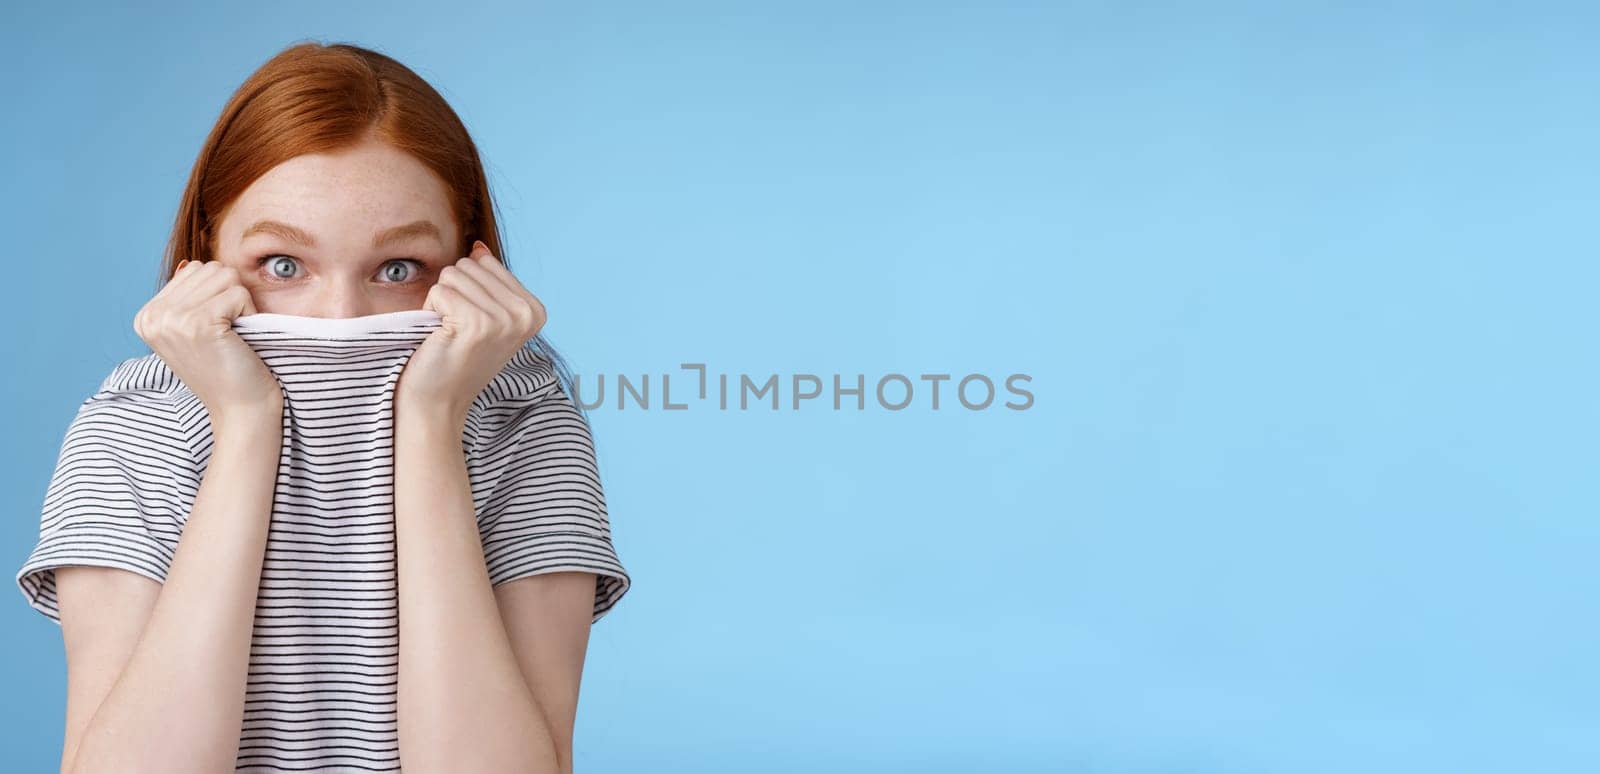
[219,140,456,235]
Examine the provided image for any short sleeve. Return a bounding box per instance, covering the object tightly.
[470,359,631,624]
[15,391,188,625]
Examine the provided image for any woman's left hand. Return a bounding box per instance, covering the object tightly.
[397,240,547,425]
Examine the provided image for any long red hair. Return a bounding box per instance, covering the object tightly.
[155,40,584,415]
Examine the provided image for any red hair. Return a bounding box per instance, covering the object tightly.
[161,41,499,278]
[156,40,586,418]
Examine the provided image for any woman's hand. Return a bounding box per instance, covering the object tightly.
[135,260,281,423]
[396,240,548,427]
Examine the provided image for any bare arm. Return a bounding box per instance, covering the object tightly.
[59,404,282,774]
[494,572,597,774]
[393,400,561,774]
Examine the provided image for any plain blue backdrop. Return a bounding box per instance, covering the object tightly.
[3,2,1594,772]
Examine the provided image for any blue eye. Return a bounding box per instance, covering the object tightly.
[255,256,424,284]
[267,255,299,279]
[381,260,420,282]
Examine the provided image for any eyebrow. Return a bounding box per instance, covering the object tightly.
[240,219,444,249]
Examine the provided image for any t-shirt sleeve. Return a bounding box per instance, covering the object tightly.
[470,354,631,624]
[15,390,187,625]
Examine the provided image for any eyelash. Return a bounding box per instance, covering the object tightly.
[255,255,428,285]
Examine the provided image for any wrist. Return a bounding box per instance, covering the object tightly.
[210,401,284,445]
[395,391,469,434]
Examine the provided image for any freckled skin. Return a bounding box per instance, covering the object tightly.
[210,134,462,318]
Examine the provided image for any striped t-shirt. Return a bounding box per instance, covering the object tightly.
[16,309,631,771]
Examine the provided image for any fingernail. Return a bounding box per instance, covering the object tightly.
[472,240,489,254]
[177,259,189,270]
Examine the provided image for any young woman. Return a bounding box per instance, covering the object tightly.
[15,41,630,773]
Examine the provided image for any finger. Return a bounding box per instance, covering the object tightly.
[464,242,530,298]
[171,263,252,325]
[212,284,256,322]
[189,263,252,316]
[469,251,541,307]
[144,260,213,337]
[450,257,529,321]
[159,260,219,317]
[437,260,499,317]
[422,281,468,332]
[476,254,548,327]
[188,282,251,330]
[460,246,546,331]
[163,258,203,293]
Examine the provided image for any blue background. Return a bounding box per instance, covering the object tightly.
[3,2,1595,771]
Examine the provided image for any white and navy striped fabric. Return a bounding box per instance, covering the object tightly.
[16,309,630,771]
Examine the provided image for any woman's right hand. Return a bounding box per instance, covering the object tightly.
[134,259,282,422]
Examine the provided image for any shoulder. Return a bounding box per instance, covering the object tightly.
[474,343,561,410]
[468,343,563,424]
[86,353,190,405]
[464,343,584,454]
[67,353,195,442]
